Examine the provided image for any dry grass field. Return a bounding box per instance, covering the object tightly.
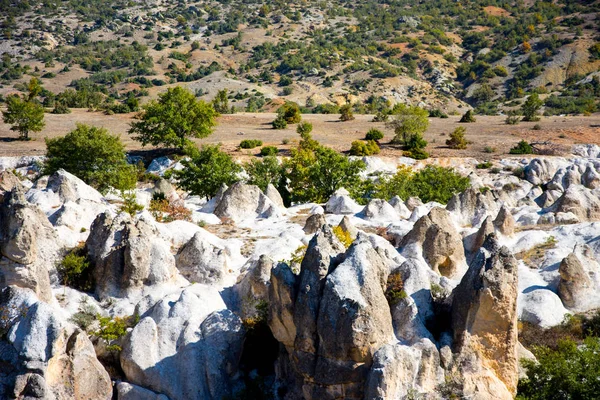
[0,109,599,159]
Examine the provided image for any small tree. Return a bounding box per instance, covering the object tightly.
[386,105,429,145]
[2,78,45,140]
[339,104,355,121]
[272,115,287,129]
[175,144,242,200]
[521,93,543,122]
[296,121,313,136]
[446,126,468,149]
[509,140,534,154]
[505,110,521,125]
[365,128,384,142]
[129,86,217,151]
[244,156,284,192]
[212,89,230,114]
[459,110,476,123]
[276,102,301,124]
[45,124,136,194]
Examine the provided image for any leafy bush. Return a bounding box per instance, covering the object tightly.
[240,139,263,149]
[521,93,543,122]
[483,146,496,153]
[517,338,600,399]
[446,126,468,149]
[285,132,365,203]
[149,197,192,222]
[94,314,138,352]
[510,140,534,154]
[339,104,355,121]
[272,115,287,129]
[350,140,380,156]
[428,109,448,118]
[385,272,407,306]
[175,144,242,200]
[244,156,285,193]
[386,105,429,145]
[505,110,521,125]
[57,245,93,292]
[459,109,476,123]
[476,161,493,169]
[119,191,144,215]
[276,101,301,124]
[260,146,278,156]
[374,165,470,204]
[45,124,136,194]
[365,128,384,142]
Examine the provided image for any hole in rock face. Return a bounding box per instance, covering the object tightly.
[425,299,453,342]
[238,319,280,399]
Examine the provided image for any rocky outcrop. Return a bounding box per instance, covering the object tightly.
[303,213,327,234]
[547,185,600,222]
[265,183,285,208]
[338,215,359,238]
[175,230,232,284]
[447,187,498,227]
[121,289,244,400]
[0,287,112,400]
[0,170,22,201]
[557,245,600,312]
[86,212,179,299]
[400,207,467,279]
[214,182,280,222]
[525,158,563,186]
[360,198,399,222]
[234,255,274,320]
[0,188,60,302]
[493,205,515,236]
[389,196,411,219]
[324,188,362,215]
[268,229,394,399]
[450,235,519,398]
[465,216,495,253]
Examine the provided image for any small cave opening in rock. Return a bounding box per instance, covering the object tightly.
[239,319,280,399]
[425,299,453,342]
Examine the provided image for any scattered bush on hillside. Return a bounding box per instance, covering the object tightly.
[57,244,94,292]
[240,139,263,149]
[374,165,470,204]
[276,101,301,124]
[244,156,285,193]
[350,140,380,156]
[339,104,355,121]
[365,128,384,142]
[272,115,287,129]
[509,140,534,154]
[260,146,278,156]
[446,126,468,149]
[505,110,521,125]
[45,124,136,194]
[459,109,476,123]
[333,226,353,248]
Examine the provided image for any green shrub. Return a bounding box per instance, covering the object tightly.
[94,314,139,352]
[483,146,496,153]
[57,245,94,292]
[518,338,600,399]
[244,156,285,192]
[272,115,287,129]
[240,139,263,149]
[385,272,407,306]
[374,165,470,204]
[476,161,493,169]
[446,126,468,149]
[510,140,534,155]
[333,226,353,248]
[175,144,242,200]
[350,140,380,156]
[45,124,136,194]
[459,109,476,123]
[339,104,355,121]
[120,191,144,215]
[505,110,521,125]
[260,146,278,156]
[276,101,301,124]
[428,109,448,118]
[365,128,384,142]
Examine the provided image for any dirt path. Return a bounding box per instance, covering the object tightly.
[1,110,599,159]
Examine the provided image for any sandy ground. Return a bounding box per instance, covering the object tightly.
[0,109,599,159]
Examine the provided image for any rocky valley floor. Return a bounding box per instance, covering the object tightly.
[3,145,600,399]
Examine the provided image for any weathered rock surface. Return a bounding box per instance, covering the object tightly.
[0,287,112,400]
[400,207,467,279]
[234,254,274,320]
[465,216,495,253]
[360,198,399,222]
[557,245,600,312]
[338,215,359,238]
[547,184,600,222]
[303,213,327,234]
[86,212,179,299]
[265,183,285,208]
[0,170,23,201]
[0,188,60,302]
[450,235,519,398]
[176,230,232,284]
[214,182,280,222]
[121,289,244,400]
[324,188,362,214]
[389,196,411,219]
[447,187,498,227]
[493,205,515,236]
[269,228,394,399]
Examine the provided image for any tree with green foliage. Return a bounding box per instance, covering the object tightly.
[129,86,217,150]
[244,155,285,192]
[459,109,476,123]
[521,93,543,122]
[276,101,301,124]
[365,128,384,142]
[339,104,355,121]
[272,115,287,129]
[518,338,600,399]
[509,140,534,154]
[175,144,242,200]
[386,105,429,145]
[2,78,45,140]
[285,132,365,203]
[212,89,230,114]
[45,124,136,194]
[350,140,380,156]
[296,121,313,136]
[446,126,468,149]
[374,165,470,204]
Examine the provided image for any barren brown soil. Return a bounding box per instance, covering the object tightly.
[1,109,599,159]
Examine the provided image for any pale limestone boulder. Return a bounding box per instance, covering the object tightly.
[446,187,498,227]
[338,215,359,239]
[0,287,111,400]
[547,184,600,221]
[176,230,232,284]
[360,198,399,222]
[303,213,327,234]
[557,245,600,312]
[265,183,285,208]
[214,182,280,222]
[389,196,411,219]
[324,187,362,215]
[493,205,515,236]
